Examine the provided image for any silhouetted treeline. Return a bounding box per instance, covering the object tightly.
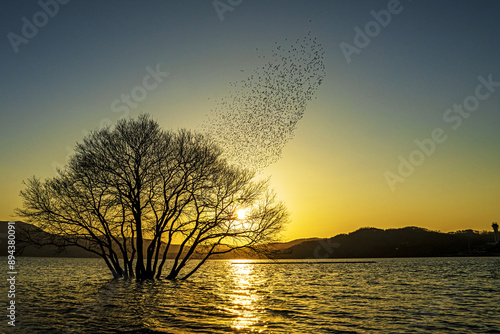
[276,226,499,259]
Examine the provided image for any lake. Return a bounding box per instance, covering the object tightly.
[1,257,499,333]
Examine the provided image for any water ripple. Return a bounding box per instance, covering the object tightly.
[1,257,499,333]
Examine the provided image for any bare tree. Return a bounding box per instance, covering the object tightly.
[17,115,288,280]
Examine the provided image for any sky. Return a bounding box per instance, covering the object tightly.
[1,0,500,241]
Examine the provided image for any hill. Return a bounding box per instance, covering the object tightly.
[274,226,500,259]
[1,222,498,258]
[0,221,314,258]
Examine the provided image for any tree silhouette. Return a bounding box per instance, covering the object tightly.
[17,115,288,280]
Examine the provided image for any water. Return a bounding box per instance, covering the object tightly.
[1,257,499,333]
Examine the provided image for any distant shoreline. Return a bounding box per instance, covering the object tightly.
[2,222,499,259]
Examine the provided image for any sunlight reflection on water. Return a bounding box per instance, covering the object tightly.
[230,263,261,331]
[1,257,499,333]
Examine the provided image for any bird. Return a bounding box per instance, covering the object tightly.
[202,31,326,171]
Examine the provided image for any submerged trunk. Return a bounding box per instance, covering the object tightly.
[101,255,124,279]
[134,213,146,278]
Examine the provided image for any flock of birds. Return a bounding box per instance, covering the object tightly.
[202,31,326,171]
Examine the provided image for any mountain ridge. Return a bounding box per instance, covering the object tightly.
[1,221,498,258]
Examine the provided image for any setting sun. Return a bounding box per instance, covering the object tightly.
[236,209,248,220]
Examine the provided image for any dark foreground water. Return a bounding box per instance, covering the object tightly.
[1,257,500,333]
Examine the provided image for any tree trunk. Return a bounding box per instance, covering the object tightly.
[134,212,146,278]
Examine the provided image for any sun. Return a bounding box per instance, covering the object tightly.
[236,208,248,220]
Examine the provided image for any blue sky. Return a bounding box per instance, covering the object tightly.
[1,0,500,239]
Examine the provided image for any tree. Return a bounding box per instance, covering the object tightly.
[17,115,288,280]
